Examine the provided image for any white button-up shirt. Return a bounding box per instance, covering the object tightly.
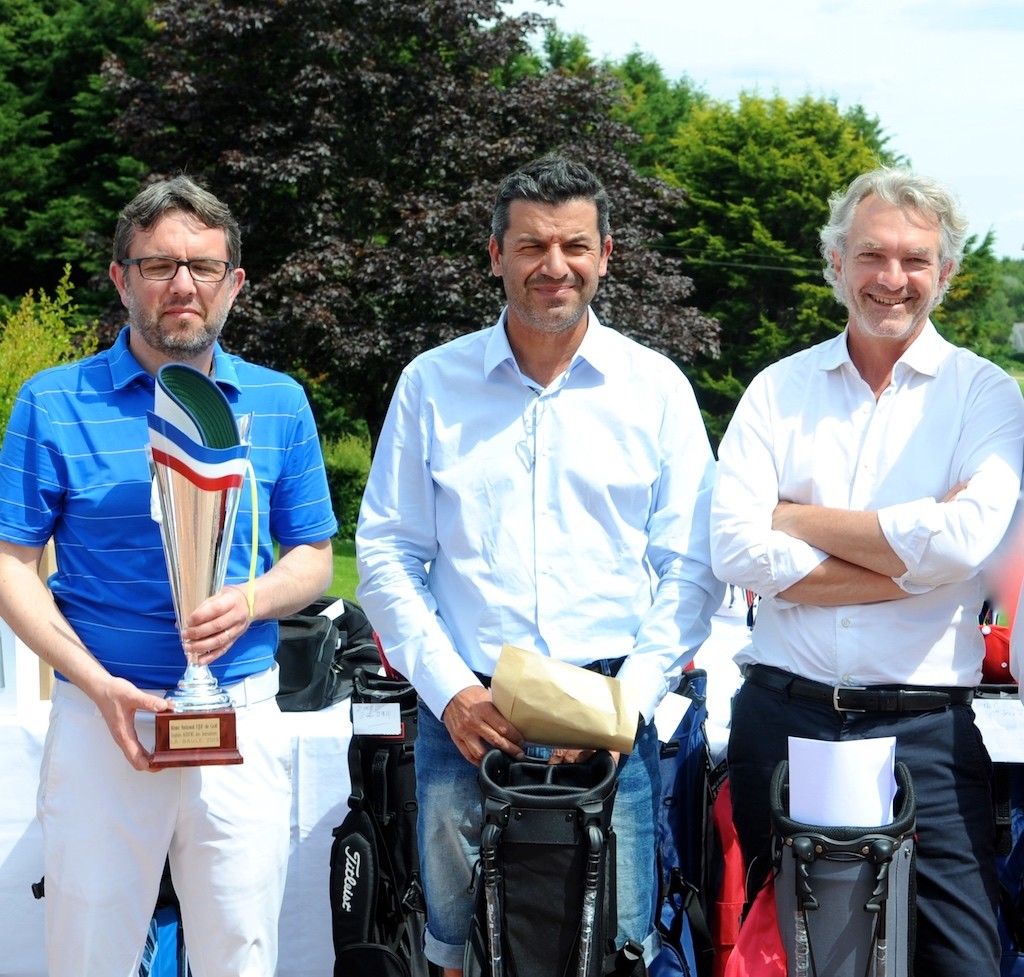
[356,311,723,722]
[711,322,1024,687]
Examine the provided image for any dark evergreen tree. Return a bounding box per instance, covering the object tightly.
[0,0,150,317]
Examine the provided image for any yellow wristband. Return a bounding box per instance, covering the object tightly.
[228,583,255,621]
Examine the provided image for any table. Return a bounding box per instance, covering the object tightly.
[0,700,353,977]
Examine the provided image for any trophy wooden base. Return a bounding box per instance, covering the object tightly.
[149,705,244,769]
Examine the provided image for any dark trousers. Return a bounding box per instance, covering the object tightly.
[728,678,1000,977]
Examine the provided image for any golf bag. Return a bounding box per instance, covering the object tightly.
[992,760,1024,976]
[464,748,646,977]
[976,677,1024,976]
[976,607,1024,973]
[139,862,190,977]
[770,759,917,977]
[651,669,715,977]
[330,667,431,977]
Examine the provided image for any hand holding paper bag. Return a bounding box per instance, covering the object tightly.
[490,643,640,754]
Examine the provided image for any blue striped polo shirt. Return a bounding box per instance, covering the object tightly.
[0,326,338,688]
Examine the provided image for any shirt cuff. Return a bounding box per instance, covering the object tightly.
[878,499,941,592]
[617,656,671,725]
[762,535,830,598]
[420,659,484,723]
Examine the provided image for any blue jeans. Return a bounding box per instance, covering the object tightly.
[728,679,1000,977]
[415,702,661,970]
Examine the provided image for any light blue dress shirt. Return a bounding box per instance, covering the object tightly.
[356,310,723,723]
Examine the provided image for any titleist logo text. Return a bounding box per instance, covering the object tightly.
[341,846,361,912]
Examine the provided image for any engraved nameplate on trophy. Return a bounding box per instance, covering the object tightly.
[151,707,240,769]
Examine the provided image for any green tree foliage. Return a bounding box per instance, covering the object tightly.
[999,259,1024,347]
[932,232,1006,360]
[0,266,97,432]
[0,0,150,319]
[609,52,707,175]
[321,434,372,540]
[938,251,1024,368]
[670,95,900,440]
[102,0,718,438]
[614,83,900,441]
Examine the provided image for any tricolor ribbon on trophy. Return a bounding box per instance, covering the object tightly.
[146,363,257,769]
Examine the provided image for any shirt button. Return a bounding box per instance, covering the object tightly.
[840,618,851,628]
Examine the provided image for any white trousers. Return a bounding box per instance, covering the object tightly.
[39,677,292,977]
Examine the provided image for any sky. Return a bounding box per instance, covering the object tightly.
[507,0,1024,260]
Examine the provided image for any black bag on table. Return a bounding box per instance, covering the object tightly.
[275,596,380,711]
[330,667,433,977]
[464,748,646,977]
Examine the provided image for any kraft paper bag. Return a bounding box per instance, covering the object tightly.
[490,643,639,754]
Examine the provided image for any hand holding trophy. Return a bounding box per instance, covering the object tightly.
[146,363,254,769]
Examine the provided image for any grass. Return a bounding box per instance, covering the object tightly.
[327,537,359,600]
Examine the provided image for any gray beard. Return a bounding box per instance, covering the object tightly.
[128,305,226,358]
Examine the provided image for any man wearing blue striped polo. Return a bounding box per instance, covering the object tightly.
[0,176,337,977]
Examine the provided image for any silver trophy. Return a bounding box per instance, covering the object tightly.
[146,363,252,766]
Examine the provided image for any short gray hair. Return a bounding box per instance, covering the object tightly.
[112,175,242,266]
[820,167,968,305]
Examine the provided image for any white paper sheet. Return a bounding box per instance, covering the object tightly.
[973,693,1024,762]
[788,736,897,827]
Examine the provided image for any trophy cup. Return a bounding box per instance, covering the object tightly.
[146,363,252,769]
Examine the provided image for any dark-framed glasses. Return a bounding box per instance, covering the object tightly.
[121,256,234,283]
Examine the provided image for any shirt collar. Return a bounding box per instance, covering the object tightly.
[893,320,946,379]
[819,319,946,379]
[107,325,241,393]
[483,306,614,382]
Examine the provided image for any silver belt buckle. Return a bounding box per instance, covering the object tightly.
[833,684,867,712]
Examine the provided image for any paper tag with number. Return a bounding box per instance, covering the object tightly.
[352,701,403,736]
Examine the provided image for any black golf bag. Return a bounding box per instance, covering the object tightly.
[330,667,431,977]
[770,759,917,977]
[464,748,646,977]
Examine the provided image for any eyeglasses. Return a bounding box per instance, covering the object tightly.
[121,256,234,283]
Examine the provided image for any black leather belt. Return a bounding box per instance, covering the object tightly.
[475,656,626,688]
[742,664,974,713]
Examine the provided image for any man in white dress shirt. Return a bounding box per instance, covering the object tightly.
[357,154,723,974]
[711,167,1024,977]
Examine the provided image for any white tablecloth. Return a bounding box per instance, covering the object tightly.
[0,699,353,977]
